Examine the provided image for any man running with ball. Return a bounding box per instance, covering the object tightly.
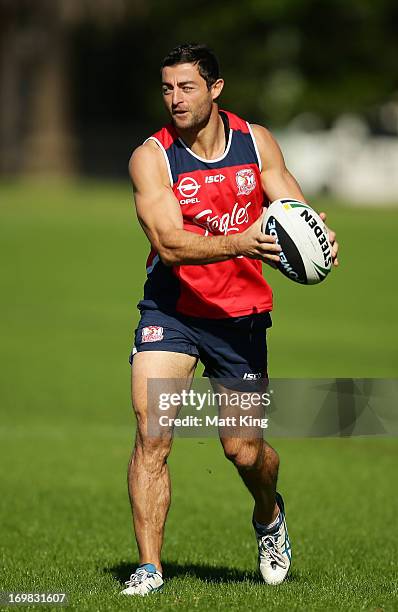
[122,43,339,596]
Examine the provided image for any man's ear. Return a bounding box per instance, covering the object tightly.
[211,78,224,101]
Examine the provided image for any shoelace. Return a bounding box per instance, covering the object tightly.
[259,534,288,569]
[124,567,152,587]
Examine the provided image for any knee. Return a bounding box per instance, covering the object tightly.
[222,439,262,470]
[132,433,172,471]
[131,401,173,465]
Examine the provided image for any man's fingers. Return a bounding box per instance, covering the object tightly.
[319,212,337,246]
[332,241,339,258]
[258,233,279,244]
[257,242,282,253]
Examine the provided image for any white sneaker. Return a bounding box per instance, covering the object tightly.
[121,563,164,596]
[253,492,292,585]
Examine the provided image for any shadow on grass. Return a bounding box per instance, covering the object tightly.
[106,561,296,585]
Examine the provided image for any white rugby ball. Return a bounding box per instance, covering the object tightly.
[262,198,332,285]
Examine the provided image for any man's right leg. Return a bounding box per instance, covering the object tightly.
[127,350,197,574]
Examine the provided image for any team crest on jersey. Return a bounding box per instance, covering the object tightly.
[141,326,164,343]
[236,168,256,196]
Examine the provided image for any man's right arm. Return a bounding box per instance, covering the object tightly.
[129,141,281,266]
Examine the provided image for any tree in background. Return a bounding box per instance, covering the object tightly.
[0,0,142,175]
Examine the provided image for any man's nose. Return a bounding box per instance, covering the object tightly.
[172,88,183,106]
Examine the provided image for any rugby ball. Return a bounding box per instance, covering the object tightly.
[262,198,332,284]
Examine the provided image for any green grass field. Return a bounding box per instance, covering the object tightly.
[0,181,397,611]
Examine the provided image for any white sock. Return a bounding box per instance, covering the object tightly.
[254,511,280,532]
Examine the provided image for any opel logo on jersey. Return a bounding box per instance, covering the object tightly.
[236,168,256,196]
[177,177,201,199]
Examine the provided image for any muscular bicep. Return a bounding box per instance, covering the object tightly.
[129,144,183,255]
[252,124,306,204]
[134,182,183,251]
[128,142,240,266]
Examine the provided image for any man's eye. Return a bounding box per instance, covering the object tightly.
[183,87,193,92]
[162,87,172,95]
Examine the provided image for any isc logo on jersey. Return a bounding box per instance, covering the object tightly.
[205,174,226,184]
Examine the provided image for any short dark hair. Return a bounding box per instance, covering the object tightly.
[161,43,220,89]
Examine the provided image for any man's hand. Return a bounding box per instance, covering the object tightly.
[319,212,339,267]
[233,211,281,264]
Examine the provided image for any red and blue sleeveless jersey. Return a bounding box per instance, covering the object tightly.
[139,109,273,318]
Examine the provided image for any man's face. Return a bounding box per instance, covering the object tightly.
[161,62,222,130]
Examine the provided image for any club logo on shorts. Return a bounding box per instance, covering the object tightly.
[141,326,164,343]
[236,168,256,196]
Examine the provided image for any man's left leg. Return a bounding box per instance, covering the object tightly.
[219,433,291,585]
[196,312,291,584]
[219,436,279,525]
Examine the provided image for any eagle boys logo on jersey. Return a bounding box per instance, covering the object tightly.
[236,168,256,196]
[141,326,164,343]
[193,202,252,236]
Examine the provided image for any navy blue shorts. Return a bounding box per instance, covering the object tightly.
[129,308,272,382]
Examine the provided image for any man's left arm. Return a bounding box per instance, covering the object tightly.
[252,124,339,266]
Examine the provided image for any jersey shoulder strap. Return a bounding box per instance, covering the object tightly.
[143,124,178,186]
[145,124,178,150]
[220,109,262,171]
[220,109,250,134]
